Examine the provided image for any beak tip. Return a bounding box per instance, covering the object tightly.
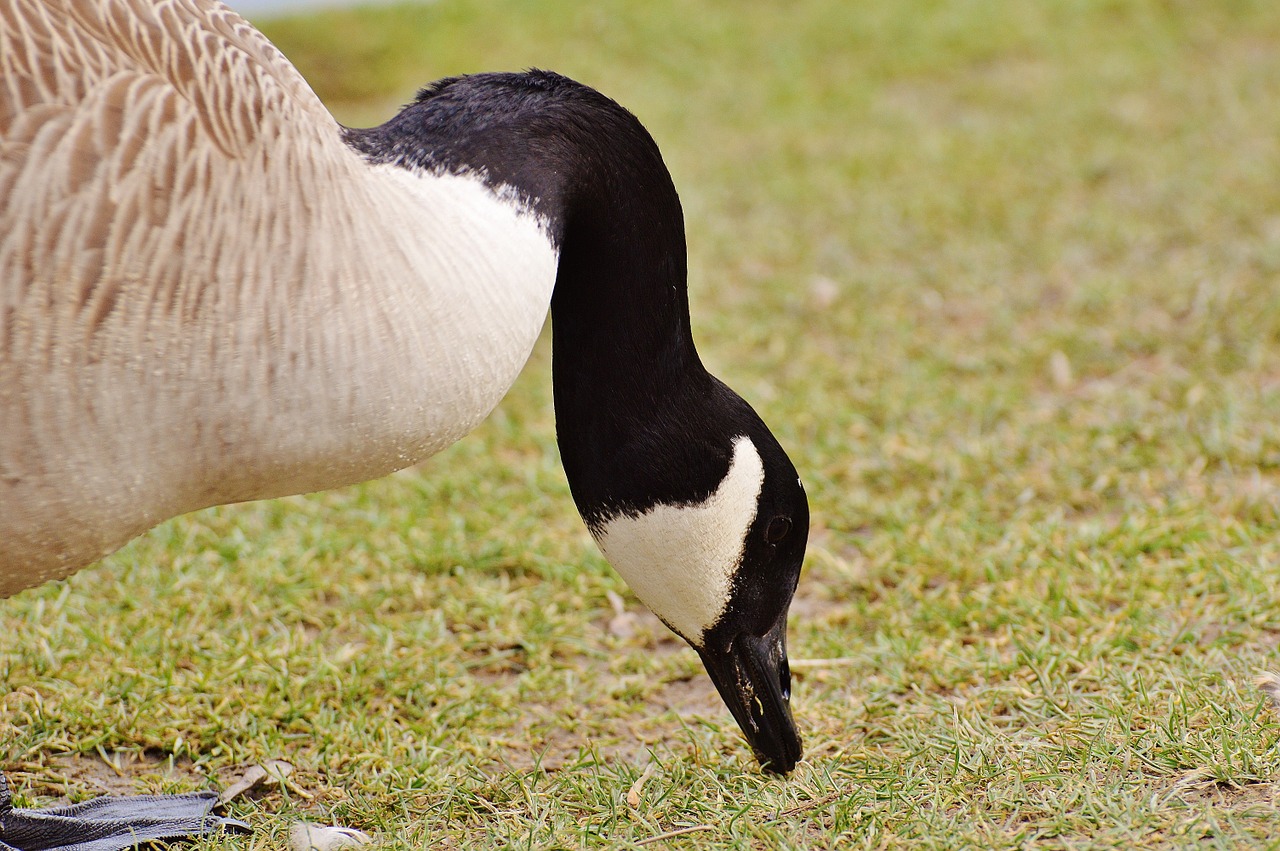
[754,731,802,775]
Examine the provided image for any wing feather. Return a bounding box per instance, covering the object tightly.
[0,0,348,352]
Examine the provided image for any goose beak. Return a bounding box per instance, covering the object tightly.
[697,617,801,774]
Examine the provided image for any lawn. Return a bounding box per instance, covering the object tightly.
[4,0,1280,847]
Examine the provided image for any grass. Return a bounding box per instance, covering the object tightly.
[4,0,1280,846]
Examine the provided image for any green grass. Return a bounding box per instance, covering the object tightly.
[5,0,1280,846]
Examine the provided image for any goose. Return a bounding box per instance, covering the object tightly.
[0,0,809,787]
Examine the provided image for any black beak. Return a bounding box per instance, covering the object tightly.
[696,617,801,773]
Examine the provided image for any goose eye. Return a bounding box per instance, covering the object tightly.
[765,516,791,545]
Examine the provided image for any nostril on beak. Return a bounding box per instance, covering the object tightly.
[779,655,792,702]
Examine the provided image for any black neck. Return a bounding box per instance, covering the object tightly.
[345,70,718,519]
[547,110,702,418]
[550,197,710,523]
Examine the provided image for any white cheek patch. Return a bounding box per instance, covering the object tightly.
[592,436,765,646]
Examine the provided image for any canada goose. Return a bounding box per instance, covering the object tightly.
[0,0,809,779]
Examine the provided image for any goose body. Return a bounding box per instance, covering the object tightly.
[1,0,557,589]
[1,0,810,773]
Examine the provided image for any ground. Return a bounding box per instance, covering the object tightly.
[3,0,1280,847]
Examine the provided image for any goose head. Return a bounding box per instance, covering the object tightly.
[566,383,811,774]
[345,70,809,772]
